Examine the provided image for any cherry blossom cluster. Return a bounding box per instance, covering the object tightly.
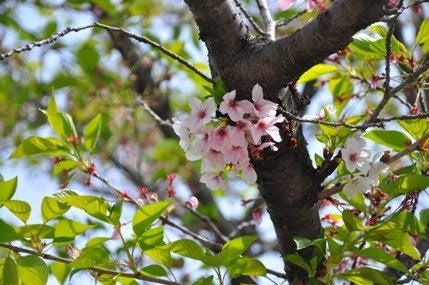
[173,84,284,190]
[341,134,389,198]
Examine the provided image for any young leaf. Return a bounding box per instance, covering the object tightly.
[140,264,168,277]
[339,267,394,285]
[1,200,31,223]
[164,239,206,261]
[9,136,68,159]
[41,196,70,222]
[108,201,123,226]
[69,246,109,269]
[382,174,429,198]
[54,219,95,244]
[16,255,49,285]
[284,253,313,275]
[298,64,337,83]
[0,220,19,242]
[83,113,102,152]
[50,261,71,285]
[364,130,411,152]
[132,199,171,236]
[342,209,364,232]
[416,18,429,46]
[137,226,165,251]
[45,112,78,141]
[358,247,408,273]
[205,236,256,267]
[144,247,172,268]
[1,257,18,285]
[0,176,17,202]
[192,275,214,285]
[17,224,55,239]
[227,256,266,278]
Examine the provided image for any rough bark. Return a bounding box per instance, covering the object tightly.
[184,0,386,283]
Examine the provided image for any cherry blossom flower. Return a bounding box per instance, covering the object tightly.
[368,161,389,185]
[208,125,230,151]
[250,115,285,144]
[186,97,216,132]
[186,196,199,210]
[241,162,257,184]
[200,171,228,190]
[219,90,253,121]
[278,0,294,10]
[252,209,263,224]
[252,84,278,118]
[343,176,374,198]
[342,134,371,173]
[172,118,191,150]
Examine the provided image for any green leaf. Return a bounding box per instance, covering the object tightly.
[83,113,102,152]
[85,237,111,247]
[1,200,31,223]
[45,112,78,141]
[47,96,59,113]
[41,196,70,222]
[1,257,18,285]
[108,201,123,226]
[390,210,425,237]
[9,136,68,159]
[398,119,429,140]
[132,199,171,236]
[382,174,429,198]
[342,209,364,232]
[0,176,17,201]
[358,247,408,273]
[205,236,256,267]
[420,208,429,227]
[285,253,313,275]
[140,264,167,277]
[17,224,55,239]
[298,64,337,83]
[0,220,19,242]
[227,256,266,278]
[54,219,94,244]
[69,246,109,269]
[50,261,71,285]
[16,256,49,285]
[364,130,411,152]
[137,226,165,251]
[192,275,214,285]
[369,227,421,260]
[339,267,394,285]
[416,18,429,46]
[77,40,99,76]
[55,190,110,222]
[144,247,172,268]
[164,239,206,261]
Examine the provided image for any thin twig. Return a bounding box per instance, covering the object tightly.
[0,22,213,84]
[184,205,229,242]
[0,243,181,285]
[233,0,266,36]
[366,58,429,125]
[138,98,173,127]
[255,0,276,40]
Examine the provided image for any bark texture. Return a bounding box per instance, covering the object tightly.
[184,0,386,283]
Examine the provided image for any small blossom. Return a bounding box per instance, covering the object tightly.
[278,0,294,10]
[186,196,199,210]
[208,126,230,151]
[219,90,252,121]
[241,162,257,184]
[252,84,278,118]
[200,171,228,190]
[139,187,149,199]
[186,97,216,132]
[250,115,284,144]
[172,118,191,150]
[342,135,371,173]
[343,176,374,198]
[367,161,389,185]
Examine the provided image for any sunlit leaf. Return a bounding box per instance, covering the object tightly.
[358,247,408,273]
[0,176,17,202]
[54,219,94,244]
[381,174,429,198]
[164,239,206,261]
[137,226,165,251]
[0,200,31,223]
[205,236,256,267]
[298,64,337,83]
[140,264,167,277]
[342,209,363,232]
[192,276,214,285]
[17,224,55,239]
[0,220,19,242]
[50,261,71,285]
[108,201,123,226]
[1,257,18,285]
[83,113,102,152]
[227,256,266,278]
[364,130,411,152]
[45,112,78,141]
[9,136,68,159]
[398,119,429,140]
[144,247,172,268]
[339,267,394,285]
[416,18,429,47]
[41,196,70,222]
[69,246,109,269]
[132,199,171,236]
[16,256,49,285]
